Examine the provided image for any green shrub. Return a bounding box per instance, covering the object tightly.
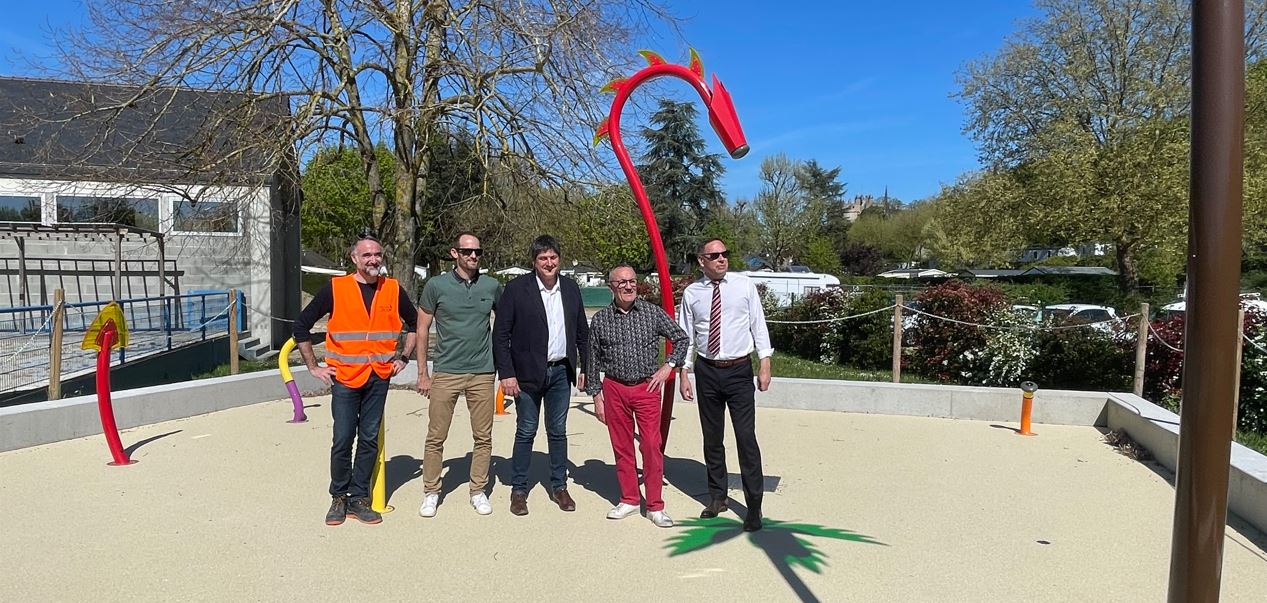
[908,280,1009,383]
[1026,327,1132,392]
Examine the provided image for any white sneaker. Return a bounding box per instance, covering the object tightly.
[648,510,674,528]
[418,493,439,517]
[470,493,492,515]
[606,502,639,520]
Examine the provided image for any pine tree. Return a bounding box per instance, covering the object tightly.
[637,100,725,268]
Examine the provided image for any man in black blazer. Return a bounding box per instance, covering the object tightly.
[493,234,589,516]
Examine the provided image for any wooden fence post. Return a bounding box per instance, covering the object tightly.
[1133,302,1149,397]
[892,294,903,383]
[48,289,65,400]
[229,289,240,375]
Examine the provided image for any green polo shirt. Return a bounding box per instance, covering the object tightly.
[420,270,502,373]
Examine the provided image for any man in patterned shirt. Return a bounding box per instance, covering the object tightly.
[585,263,689,528]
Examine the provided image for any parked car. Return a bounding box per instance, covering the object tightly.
[1011,304,1041,324]
[1159,294,1267,318]
[1044,303,1119,332]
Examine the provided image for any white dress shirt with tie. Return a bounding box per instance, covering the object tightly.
[677,271,773,369]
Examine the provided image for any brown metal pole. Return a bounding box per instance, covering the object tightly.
[892,294,903,383]
[1134,302,1149,397]
[1233,308,1246,438]
[1168,2,1244,601]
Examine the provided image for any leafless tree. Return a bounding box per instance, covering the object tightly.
[49,0,680,292]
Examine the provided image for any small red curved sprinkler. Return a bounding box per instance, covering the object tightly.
[94,322,137,466]
[1018,381,1038,436]
[595,49,749,449]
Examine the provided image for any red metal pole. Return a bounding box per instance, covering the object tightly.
[95,325,136,466]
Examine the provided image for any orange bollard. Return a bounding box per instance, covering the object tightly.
[1018,381,1038,436]
[495,383,508,415]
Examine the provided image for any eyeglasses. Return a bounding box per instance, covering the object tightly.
[609,279,638,288]
[699,250,730,261]
[456,248,484,257]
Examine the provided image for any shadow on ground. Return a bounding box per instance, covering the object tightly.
[666,516,886,603]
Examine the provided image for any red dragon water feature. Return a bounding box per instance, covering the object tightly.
[594,49,749,447]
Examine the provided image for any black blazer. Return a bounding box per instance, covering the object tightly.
[493,272,589,395]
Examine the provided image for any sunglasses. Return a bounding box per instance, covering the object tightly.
[456,248,484,257]
[700,250,730,261]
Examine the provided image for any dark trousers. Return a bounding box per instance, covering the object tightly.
[695,359,763,513]
[329,373,389,498]
[511,364,572,493]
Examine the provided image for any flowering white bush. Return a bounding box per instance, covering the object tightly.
[964,309,1038,386]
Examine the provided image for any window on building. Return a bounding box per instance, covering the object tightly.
[56,195,159,230]
[0,195,42,221]
[172,198,240,234]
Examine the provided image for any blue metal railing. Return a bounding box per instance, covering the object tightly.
[0,291,235,393]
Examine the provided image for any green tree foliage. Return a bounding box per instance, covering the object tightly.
[545,186,651,272]
[796,160,850,260]
[638,100,726,268]
[954,0,1267,292]
[847,201,934,266]
[300,146,392,261]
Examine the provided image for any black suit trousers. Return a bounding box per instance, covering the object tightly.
[695,359,763,511]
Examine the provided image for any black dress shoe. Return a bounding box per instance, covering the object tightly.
[742,512,763,532]
[699,497,728,518]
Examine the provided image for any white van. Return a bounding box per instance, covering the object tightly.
[740,270,841,307]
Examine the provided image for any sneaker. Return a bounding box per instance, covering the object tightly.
[418,493,439,518]
[346,496,383,524]
[606,502,640,520]
[325,496,347,526]
[648,510,674,528]
[471,493,492,515]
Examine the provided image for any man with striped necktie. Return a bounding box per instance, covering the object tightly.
[677,238,773,532]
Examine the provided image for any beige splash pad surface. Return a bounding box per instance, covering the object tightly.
[2,389,1264,601]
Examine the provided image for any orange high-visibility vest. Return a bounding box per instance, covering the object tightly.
[324,274,402,388]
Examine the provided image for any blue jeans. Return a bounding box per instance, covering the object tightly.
[511,364,572,493]
[329,373,389,498]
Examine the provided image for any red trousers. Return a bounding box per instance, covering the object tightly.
[601,378,664,511]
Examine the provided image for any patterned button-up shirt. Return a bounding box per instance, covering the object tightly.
[584,298,689,396]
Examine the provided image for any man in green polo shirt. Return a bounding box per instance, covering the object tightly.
[416,232,503,517]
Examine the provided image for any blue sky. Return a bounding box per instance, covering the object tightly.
[0,0,1039,204]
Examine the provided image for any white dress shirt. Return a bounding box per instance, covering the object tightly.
[538,276,567,362]
[677,271,773,369]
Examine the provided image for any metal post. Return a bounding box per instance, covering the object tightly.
[1134,302,1150,396]
[892,294,903,383]
[112,231,122,301]
[1168,2,1243,600]
[229,289,240,375]
[16,237,27,309]
[48,289,64,400]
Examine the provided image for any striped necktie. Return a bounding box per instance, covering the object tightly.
[708,279,722,357]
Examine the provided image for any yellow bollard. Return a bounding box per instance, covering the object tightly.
[370,419,394,513]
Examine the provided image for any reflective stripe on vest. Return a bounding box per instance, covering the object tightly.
[325,351,398,364]
[328,331,399,342]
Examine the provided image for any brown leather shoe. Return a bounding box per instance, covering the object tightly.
[551,488,576,511]
[510,491,529,516]
[699,497,729,519]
